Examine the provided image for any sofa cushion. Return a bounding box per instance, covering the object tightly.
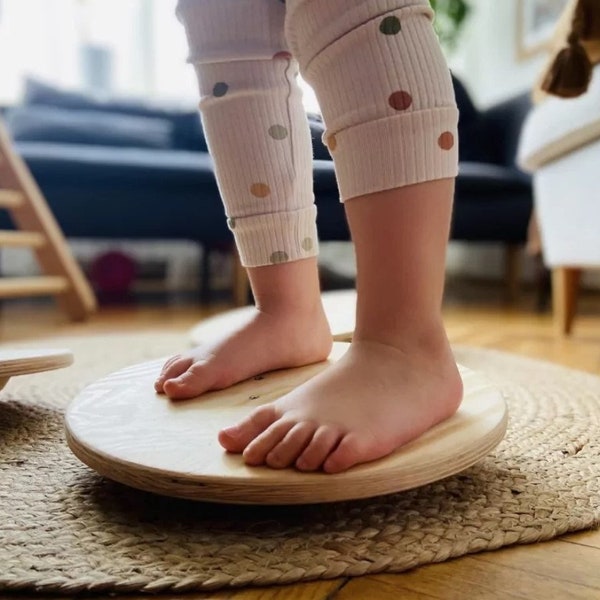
[23,78,206,152]
[6,106,174,149]
[456,162,531,196]
[10,141,344,242]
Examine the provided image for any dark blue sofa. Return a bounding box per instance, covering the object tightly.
[1,77,532,300]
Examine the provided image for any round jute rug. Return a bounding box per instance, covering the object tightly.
[1,332,599,595]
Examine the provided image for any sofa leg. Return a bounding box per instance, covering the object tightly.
[552,267,581,336]
[200,245,212,304]
[504,244,521,302]
[232,248,250,307]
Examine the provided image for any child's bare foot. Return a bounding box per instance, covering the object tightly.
[155,304,332,399]
[218,331,463,473]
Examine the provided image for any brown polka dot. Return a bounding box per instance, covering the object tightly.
[438,131,455,151]
[389,91,413,111]
[268,124,288,140]
[273,51,292,61]
[327,134,337,152]
[301,237,314,252]
[270,251,289,264]
[250,183,271,198]
[227,218,236,230]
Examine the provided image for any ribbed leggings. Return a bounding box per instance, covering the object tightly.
[176,0,458,267]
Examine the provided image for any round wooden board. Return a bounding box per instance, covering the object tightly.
[0,349,74,391]
[65,343,508,505]
[189,290,357,346]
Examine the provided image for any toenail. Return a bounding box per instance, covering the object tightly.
[221,426,239,437]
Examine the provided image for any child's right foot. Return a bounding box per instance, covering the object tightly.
[155,304,333,400]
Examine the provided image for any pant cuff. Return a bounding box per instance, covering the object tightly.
[229,206,319,267]
[327,106,459,201]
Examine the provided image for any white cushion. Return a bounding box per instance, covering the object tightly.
[518,65,600,172]
[534,140,600,266]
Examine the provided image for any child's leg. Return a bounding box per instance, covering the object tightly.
[219,0,463,472]
[156,0,332,399]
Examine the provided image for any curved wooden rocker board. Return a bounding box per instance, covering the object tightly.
[65,343,508,505]
[0,349,73,391]
[189,289,357,346]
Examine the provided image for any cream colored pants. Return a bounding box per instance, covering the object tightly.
[176,0,458,267]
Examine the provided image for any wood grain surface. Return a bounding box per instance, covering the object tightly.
[0,348,73,390]
[65,342,506,505]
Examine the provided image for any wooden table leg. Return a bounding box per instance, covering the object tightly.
[552,267,582,336]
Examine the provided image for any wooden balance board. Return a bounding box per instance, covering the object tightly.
[189,289,357,346]
[0,349,74,391]
[65,343,508,505]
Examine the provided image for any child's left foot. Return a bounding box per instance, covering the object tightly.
[219,333,463,473]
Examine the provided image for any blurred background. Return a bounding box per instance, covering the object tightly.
[1,0,590,305]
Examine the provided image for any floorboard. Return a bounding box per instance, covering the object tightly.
[2,281,600,600]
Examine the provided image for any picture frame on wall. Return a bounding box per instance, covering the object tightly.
[516,0,569,60]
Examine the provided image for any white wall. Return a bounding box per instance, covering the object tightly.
[0,0,152,102]
[0,0,319,111]
[449,0,548,108]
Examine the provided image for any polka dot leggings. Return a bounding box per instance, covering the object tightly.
[176,0,459,267]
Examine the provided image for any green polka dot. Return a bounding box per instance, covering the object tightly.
[268,125,288,140]
[380,16,401,35]
[213,82,229,97]
[227,218,236,230]
[270,251,289,264]
[302,237,314,252]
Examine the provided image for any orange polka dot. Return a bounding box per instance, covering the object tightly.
[438,131,455,151]
[388,91,413,111]
[327,134,337,152]
[250,183,271,198]
[273,51,292,61]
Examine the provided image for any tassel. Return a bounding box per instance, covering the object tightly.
[541,32,593,98]
[574,0,600,41]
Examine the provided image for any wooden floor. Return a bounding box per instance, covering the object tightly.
[2,281,600,600]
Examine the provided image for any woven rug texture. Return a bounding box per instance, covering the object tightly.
[1,332,599,594]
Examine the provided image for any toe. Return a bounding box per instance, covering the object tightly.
[242,419,296,466]
[154,356,192,392]
[162,361,216,400]
[219,404,279,453]
[266,422,317,469]
[323,433,379,474]
[295,426,342,472]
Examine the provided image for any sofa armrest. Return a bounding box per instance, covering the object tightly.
[479,93,532,168]
[518,65,600,172]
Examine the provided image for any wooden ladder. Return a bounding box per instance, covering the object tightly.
[0,119,96,320]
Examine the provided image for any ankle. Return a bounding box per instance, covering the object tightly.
[354,316,451,358]
[248,258,324,318]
